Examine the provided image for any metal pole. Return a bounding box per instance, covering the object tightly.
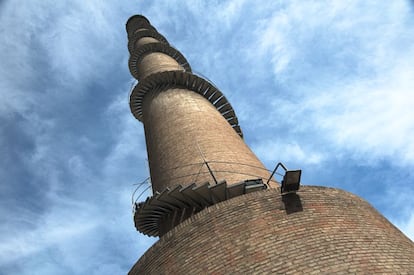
[266,162,287,186]
[196,142,218,185]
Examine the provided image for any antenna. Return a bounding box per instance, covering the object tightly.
[196,142,218,185]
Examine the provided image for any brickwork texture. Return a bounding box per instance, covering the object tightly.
[126,15,414,274]
[127,15,272,193]
[142,87,272,192]
[130,186,414,274]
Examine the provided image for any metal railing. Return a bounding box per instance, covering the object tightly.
[131,177,152,213]
[131,160,283,208]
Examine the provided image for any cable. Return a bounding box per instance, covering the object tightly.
[131,177,150,205]
[166,170,279,184]
[207,160,274,173]
[192,162,206,184]
[135,185,152,204]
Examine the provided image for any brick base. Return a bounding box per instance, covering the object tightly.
[129,186,414,274]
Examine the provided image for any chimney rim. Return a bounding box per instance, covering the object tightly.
[126,14,151,33]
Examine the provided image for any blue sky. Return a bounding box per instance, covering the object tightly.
[1,0,413,274]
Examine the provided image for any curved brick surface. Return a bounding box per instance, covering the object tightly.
[129,186,414,274]
[142,87,272,192]
[126,15,272,193]
[126,15,414,274]
[135,37,160,48]
[126,15,150,33]
[137,53,184,79]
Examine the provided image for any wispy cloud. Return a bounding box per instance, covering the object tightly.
[254,140,325,165]
[0,0,154,273]
[240,0,414,165]
[1,1,413,274]
[0,200,99,265]
[237,0,414,240]
[400,213,414,240]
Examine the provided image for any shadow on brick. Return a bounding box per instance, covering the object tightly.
[282,193,303,214]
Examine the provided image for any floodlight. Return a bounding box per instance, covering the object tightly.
[266,162,302,193]
[281,170,301,193]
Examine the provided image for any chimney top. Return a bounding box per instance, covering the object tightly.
[126,15,151,33]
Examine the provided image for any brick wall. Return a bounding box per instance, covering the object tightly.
[127,19,273,193]
[142,88,272,193]
[135,37,159,49]
[129,186,414,274]
[137,52,184,79]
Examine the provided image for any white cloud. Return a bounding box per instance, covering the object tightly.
[244,0,414,166]
[399,213,414,241]
[102,88,148,177]
[0,200,99,265]
[1,0,414,273]
[216,0,247,29]
[383,185,414,241]
[318,66,414,164]
[39,2,121,85]
[253,139,324,165]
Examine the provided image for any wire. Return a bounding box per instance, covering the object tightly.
[192,70,221,91]
[131,177,150,205]
[157,159,282,182]
[160,159,276,174]
[166,169,279,184]
[162,161,205,171]
[131,160,285,205]
[207,160,275,173]
[135,185,152,204]
[192,162,205,184]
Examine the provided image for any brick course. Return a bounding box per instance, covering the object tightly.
[127,17,272,193]
[126,15,414,274]
[142,88,272,192]
[129,186,414,274]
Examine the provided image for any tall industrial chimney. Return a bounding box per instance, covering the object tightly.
[126,15,414,274]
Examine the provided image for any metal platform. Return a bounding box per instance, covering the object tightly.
[134,179,267,237]
[128,28,169,54]
[129,70,244,138]
[129,42,192,80]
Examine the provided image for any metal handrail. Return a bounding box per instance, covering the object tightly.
[131,177,151,205]
[131,160,282,211]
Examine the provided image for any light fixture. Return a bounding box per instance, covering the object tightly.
[266,162,302,193]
